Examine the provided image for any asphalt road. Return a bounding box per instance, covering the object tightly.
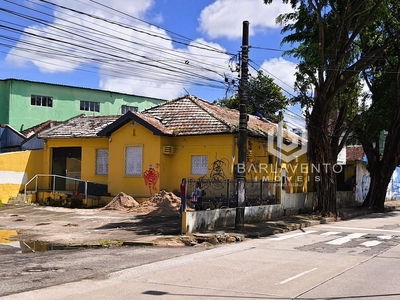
[2,207,400,299]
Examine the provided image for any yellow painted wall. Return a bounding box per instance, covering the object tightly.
[43,138,110,191]
[39,123,312,200]
[246,138,310,193]
[0,150,44,203]
[107,122,162,196]
[284,154,310,193]
[159,134,236,195]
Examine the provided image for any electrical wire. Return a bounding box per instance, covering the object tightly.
[1,0,239,96]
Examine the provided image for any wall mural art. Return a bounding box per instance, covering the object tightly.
[143,163,160,195]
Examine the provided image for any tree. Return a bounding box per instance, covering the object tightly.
[356,9,400,211]
[265,0,398,216]
[215,70,288,122]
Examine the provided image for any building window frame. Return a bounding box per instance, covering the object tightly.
[121,105,138,114]
[80,100,100,112]
[96,149,109,175]
[31,95,53,107]
[125,145,143,177]
[191,155,208,175]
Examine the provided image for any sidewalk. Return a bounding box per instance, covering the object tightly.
[1,200,399,249]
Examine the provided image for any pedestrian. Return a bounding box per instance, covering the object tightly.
[191,181,204,211]
[180,178,186,215]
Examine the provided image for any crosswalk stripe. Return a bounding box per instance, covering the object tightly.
[361,240,382,247]
[326,233,365,245]
[271,231,317,241]
[377,235,393,240]
[320,231,341,236]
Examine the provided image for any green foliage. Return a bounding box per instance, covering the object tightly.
[263,0,397,214]
[214,70,288,123]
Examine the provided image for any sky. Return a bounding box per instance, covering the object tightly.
[0,0,305,129]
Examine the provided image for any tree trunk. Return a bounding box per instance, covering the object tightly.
[364,167,391,212]
[307,100,337,217]
[362,105,400,211]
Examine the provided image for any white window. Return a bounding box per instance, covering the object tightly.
[96,149,108,175]
[80,100,100,112]
[191,155,208,175]
[31,95,53,107]
[125,146,143,176]
[121,105,138,114]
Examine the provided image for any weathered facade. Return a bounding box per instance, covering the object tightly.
[0,78,165,130]
[0,95,309,207]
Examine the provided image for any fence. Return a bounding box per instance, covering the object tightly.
[186,178,279,210]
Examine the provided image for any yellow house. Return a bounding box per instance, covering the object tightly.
[97,95,309,201]
[33,95,308,205]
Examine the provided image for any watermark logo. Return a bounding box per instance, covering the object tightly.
[267,120,307,163]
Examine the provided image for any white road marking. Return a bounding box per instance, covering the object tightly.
[326,233,365,245]
[377,235,393,240]
[270,231,317,241]
[361,240,382,247]
[320,231,341,236]
[323,225,400,234]
[276,268,318,285]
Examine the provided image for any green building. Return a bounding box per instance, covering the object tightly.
[0,79,165,131]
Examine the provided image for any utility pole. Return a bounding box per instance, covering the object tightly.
[235,21,249,230]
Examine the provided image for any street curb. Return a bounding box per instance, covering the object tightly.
[122,241,155,247]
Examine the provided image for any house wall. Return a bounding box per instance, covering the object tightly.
[0,150,44,203]
[44,137,110,188]
[0,126,25,152]
[246,138,310,194]
[2,79,165,130]
[107,122,162,197]
[21,136,45,151]
[159,134,235,196]
[0,80,10,126]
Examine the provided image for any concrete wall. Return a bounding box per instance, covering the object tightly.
[337,191,358,207]
[183,191,356,233]
[184,205,284,233]
[2,79,165,130]
[0,150,44,203]
[0,126,25,152]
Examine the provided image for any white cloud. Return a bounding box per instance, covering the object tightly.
[260,57,297,95]
[5,0,295,100]
[198,0,294,40]
[5,0,233,100]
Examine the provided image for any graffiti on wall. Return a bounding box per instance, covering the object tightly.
[188,157,230,192]
[143,163,160,195]
[390,167,400,199]
[362,174,371,200]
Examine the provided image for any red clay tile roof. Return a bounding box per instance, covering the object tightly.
[40,95,305,143]
[346,145,365,161]
[142,95,302,141]
[21,120,63,139]
[38,115,119,138]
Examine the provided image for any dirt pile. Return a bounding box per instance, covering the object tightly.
[102,190,183,216]
[101,192,140,212]
[131,190,181,216]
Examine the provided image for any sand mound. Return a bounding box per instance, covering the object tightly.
[101,192,140,211]
[102,190,187,216]
[130,190,181,216]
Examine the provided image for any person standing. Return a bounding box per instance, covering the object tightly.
[180,178,186,215]
[191,182,203,211]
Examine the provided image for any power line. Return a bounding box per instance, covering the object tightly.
[1,0,240,95]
